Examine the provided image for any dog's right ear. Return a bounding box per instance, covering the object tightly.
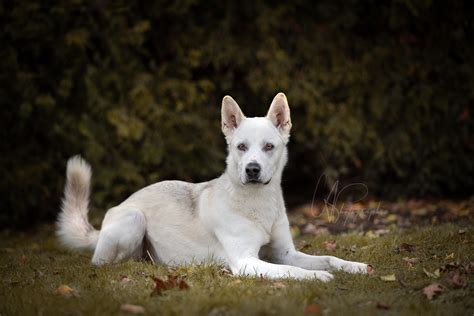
[221,95,245,141]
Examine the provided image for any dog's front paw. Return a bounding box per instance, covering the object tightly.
[313,270,334,282]
[343,261,369,274]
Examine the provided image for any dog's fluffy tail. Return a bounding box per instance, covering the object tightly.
[56,155,99,251]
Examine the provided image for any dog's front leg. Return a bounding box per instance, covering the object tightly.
[233,256,333,281]
[281,252,369,274]
[214,227,333,282]
[271,215,369,274]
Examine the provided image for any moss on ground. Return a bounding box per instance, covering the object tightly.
[1,223,473,315]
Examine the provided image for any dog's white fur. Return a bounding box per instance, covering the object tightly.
[57,93,368,281]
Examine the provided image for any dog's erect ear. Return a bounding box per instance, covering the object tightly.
[221,95,245,141]
[266,92,292,142]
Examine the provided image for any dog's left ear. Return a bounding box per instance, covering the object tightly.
[266,92,292,142]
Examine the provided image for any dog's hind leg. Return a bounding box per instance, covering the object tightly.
[91,208,146,265]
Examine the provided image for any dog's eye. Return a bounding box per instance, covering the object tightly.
[237,143,247,151]
[264,143,274,151]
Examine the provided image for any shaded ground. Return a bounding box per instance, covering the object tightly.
[1,199,473,315]
[290,197,474,235]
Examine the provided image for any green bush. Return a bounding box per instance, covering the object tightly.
[1,1,473,228]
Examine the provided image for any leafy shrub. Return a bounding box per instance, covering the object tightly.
[1,1,472,228]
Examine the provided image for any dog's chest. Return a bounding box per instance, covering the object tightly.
[234,198,279,237]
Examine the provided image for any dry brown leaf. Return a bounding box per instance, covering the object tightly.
[120,304,145,314]
[399,243,416,253]
[304,303,321,315]
[444,271,467,289]
[422,283,444,300]
[465,261,474,273]
[151,275,189,296]
[376,302,390,310]
[301,222,330,236]
[367,265,375,275]
[20,255,28,264]
[373,228,390,237]
[55,284,75,297]
[402,257,419,264]
[440,261,460,273]
[120,275,133,283]
[323,240,337,251]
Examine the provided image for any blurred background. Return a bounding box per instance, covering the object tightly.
[1,0,473,229]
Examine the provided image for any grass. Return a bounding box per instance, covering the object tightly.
[1,223,473,315]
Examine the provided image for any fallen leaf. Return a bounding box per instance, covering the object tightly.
[440,261,460,272]
[367,265,375,275]
[120,304,145,314]
[302,224,329,235]
[55,284,75,297]
[443,271,467,288]
[444,253,455,260]
[120,275,133,283]
[402,257,419,264]
[271,281,286,289]
[423,268,440,279]
[20,255,28,264]
[465,262,474,273]
[323,240,337,251]
[376,302,390,310]
[422,283,444,300]
[373,228,390,237]
[380,274,396,281]
[399,243,416,253]
[151,275,189,296]
[304,303,321,315]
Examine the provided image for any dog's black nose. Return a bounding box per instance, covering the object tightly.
[245,162,261,180]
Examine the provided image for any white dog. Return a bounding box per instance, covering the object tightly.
[57,93,369,281]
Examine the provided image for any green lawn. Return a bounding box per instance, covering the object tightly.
[1,222,473,315]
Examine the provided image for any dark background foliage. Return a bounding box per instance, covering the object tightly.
[1,0,473,229]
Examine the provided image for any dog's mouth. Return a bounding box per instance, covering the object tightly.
[244,178,272,185]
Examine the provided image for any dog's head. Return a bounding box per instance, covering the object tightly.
[221,92,292,186]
